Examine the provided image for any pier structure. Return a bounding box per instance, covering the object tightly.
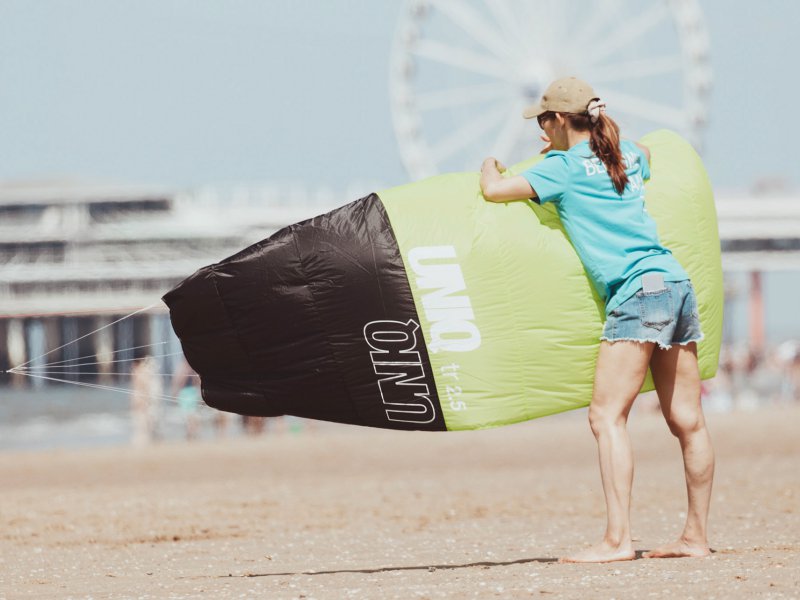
[0,180,345,386]
[1,181,797,386]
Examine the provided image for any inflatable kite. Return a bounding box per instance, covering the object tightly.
[163,130,723,431]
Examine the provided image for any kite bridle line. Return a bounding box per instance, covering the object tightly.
[10,341,169,369]
[4,301,205,408]
[9,302,163,370]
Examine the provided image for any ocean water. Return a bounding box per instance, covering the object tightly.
[0,385,253,451]
[0,369,789,452]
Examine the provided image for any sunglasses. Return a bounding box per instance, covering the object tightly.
[537,112,555,129]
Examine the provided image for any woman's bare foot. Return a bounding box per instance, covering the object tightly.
[559,541,636,564]
[643,538,710,559]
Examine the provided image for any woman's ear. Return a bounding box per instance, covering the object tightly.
[554,113,566,128]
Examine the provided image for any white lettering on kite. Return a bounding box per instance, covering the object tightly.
[407,245,481,353]
[363,319,436,424]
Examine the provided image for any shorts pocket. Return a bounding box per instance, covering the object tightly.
[688,288,700,319]
[636,288,674,331]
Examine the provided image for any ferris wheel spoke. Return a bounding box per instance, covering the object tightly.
[516,0,561,52]
[587,55,683,84]
[429,0,516,61]
[514,0,543,38]
[587,4,670,66]
[572,0,626,53]
[411,39,515,82]
[541,0,575,51]
[416,82,513,111]
[604,90,686,129]
[491,108,531,162]
[430,103,510,163]
[482,0,536,56]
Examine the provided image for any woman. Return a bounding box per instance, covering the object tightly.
[479,77,714,563]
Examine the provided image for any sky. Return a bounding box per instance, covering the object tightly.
[0,0,798,193]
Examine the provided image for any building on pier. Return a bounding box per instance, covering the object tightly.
[0,180,347,386]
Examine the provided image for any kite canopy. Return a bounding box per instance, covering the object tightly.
[163,130,722,431]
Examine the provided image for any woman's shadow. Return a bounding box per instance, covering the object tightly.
[218,551,673,578]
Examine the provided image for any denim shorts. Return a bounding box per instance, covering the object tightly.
[600,279,704,350]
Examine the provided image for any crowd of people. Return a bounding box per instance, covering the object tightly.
[129,357,298,445]
[703,339,800,410]
[128,339,800,447]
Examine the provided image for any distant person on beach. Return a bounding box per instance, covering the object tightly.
[480,77,715,563]
[242,415,266,436]
[776,340,800,403]
[130,355,162,446]
[171,360,230,438]
[177,380,201,441]
[172,359,202,441]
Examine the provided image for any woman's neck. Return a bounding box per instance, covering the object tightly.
[566,130,591,150]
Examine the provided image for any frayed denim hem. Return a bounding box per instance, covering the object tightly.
[599,331,705,351]
[674,332,705,348]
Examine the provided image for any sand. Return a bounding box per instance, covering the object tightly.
[1,405,798,599]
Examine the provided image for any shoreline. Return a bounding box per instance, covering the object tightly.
[0,387,791,454]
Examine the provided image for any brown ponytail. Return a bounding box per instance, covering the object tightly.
[563,111,629,195]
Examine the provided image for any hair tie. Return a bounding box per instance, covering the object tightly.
[587,99,606,123]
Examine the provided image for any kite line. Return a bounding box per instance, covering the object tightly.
[5,301,201,407]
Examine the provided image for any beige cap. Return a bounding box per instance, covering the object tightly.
[522,77,597,119]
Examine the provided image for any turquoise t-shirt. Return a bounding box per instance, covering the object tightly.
[521,139,689,314]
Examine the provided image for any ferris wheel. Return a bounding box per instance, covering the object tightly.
[389,0,712,180]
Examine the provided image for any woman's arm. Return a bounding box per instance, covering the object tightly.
[634,142,651,164]
[480,157,537,203]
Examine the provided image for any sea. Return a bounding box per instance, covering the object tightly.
[0,385,308,452]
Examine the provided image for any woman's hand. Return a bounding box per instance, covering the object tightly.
[634,141,651,164]
[480,157,536,203]
[540,134,552,154]
[481,157,506,174]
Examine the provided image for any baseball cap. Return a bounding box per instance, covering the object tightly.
[522,77,597,119]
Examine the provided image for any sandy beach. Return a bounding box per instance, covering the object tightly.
[1,404,798,599]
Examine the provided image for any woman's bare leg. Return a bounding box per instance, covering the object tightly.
[644,342,714,558]
[560,340,655,563]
